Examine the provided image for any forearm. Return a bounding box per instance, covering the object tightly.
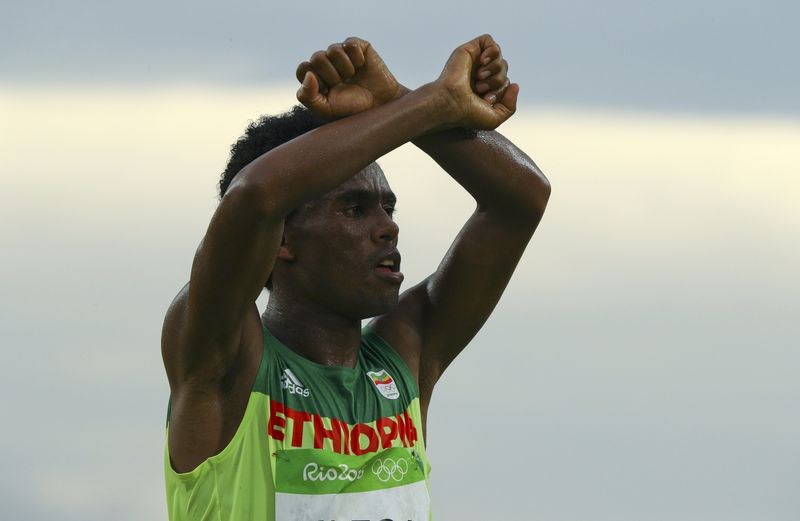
[413,127,551,217]
[233,82,454,217]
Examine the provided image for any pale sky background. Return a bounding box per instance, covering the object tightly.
[1,1,799,520]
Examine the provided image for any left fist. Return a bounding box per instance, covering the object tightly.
[472,39,511,105]
[435,34,519,130]
[295,37,404,120]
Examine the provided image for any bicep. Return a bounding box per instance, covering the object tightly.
[163,183,284,385]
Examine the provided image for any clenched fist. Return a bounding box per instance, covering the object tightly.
[294,34,519,132]
[295,37,405,120]
[437,34,519,130]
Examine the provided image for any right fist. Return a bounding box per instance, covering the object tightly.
[436,34,519,130]
[295,37,405,120]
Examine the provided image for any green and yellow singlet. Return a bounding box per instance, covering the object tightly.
[164,324,433,521]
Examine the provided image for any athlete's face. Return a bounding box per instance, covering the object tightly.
[281,163,403,319]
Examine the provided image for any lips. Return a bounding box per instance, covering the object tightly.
[374,249,401,273]
[373,249,403,284]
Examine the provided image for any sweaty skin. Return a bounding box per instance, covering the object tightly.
[161,34,550,474]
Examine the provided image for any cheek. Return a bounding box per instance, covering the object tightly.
[296,217,368,273]
[303,234,362,273]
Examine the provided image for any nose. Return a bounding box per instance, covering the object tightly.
[372,209,399,244]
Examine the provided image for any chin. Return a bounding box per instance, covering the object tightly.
[374,300,401,318]
[358,291,400,319]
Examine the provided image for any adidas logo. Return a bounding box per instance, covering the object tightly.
[281,368,310,397]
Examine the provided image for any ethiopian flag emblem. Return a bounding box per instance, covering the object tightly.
[366,369,400,400]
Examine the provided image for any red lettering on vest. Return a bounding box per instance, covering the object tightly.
[268,400,418,454]
[403,409,418,446]
[376,416,398,449]
[268,400,286,441]
[350,423,378,455]
[336,418,351,455]
[313,415,342,453]
[284,407,311,447]
[394,413,408,447]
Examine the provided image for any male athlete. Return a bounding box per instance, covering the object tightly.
[162,34,550,520]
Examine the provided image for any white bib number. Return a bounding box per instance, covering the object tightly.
[276,481,429,521]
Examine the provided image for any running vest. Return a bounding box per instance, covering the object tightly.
[164,324,433,521]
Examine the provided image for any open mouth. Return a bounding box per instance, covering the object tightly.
[375,263,399,273]
[373,250,402,283]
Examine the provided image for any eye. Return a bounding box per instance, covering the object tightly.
[344,205,364,217]
[384,206,397,217]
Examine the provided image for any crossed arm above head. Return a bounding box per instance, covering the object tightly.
[387,88,550,400]
[162,34,548,472]
[295,34,551,404]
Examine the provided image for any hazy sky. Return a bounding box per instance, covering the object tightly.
[2,2,799,520]
[3,0,799,115]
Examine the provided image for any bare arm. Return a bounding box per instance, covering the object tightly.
[366,129,550,408]
[356,38,550,409]
[293,35,545,392]
[162,36,510,472]
[163,80,453,385]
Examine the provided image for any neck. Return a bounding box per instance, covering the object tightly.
[262,292,362,368]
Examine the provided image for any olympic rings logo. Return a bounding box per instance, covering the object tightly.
[370,457,409,483]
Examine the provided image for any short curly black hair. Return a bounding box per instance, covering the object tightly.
[219,104,328,199]
[219,104,329,291]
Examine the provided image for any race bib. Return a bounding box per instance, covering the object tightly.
[274,447,430,521]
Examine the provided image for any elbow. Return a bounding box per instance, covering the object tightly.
[475,168,551,221]
[536,176,552,214]
[223,171,284,218]
[522,168,551,218]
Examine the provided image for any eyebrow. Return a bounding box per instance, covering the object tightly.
[333,188,397,204]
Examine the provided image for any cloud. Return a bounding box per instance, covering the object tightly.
[2,85,798,520]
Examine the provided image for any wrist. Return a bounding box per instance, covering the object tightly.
[395,84,412,99]
[414,81,461,132]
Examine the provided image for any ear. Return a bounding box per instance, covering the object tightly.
[276,233,295,261]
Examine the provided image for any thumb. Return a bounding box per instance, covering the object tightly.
[296,71,325,107]
[497,83,519,114]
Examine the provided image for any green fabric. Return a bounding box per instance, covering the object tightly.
[164,324,432,521]
[274,446,426,495]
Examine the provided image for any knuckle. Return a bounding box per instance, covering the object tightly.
[310,50,327,63]
[296,64,310,81]
[344,45,360,58]
[344,36,367,46]
[327,42,343,54]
